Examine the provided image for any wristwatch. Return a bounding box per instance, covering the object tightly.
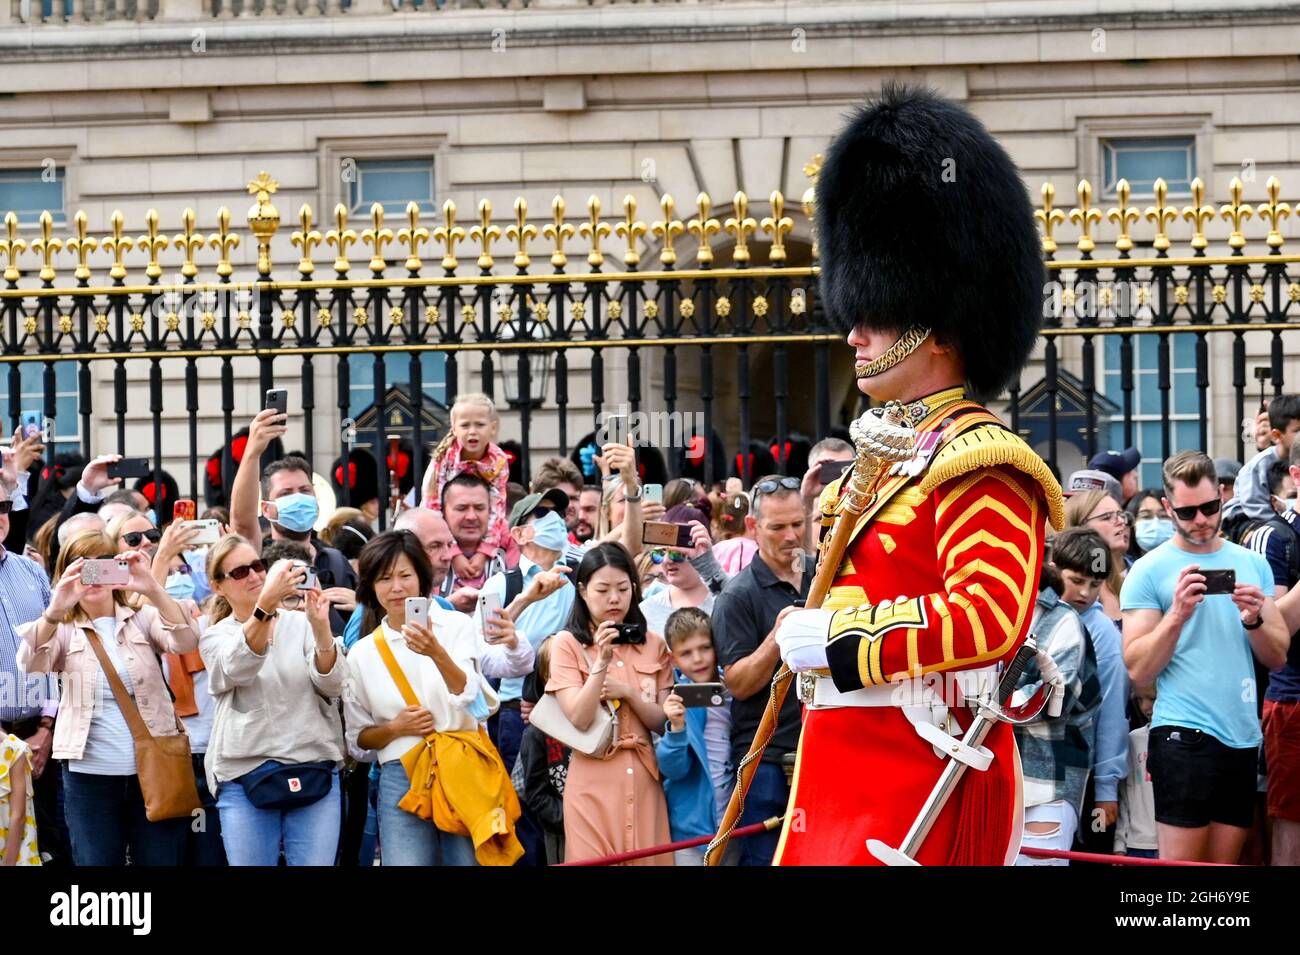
[1244,614,1264,631]
[252,604,274,622]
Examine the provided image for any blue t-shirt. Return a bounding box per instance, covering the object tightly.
[1120,539,1275,749]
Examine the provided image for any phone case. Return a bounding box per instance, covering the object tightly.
[405,597,430,627]
[184,520,221,545]
[173,499,196,523]
[81,560,131,586]
[1201,570,1236,595]
[642,521,685,547]
[674,682,727,708]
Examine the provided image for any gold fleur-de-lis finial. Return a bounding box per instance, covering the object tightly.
[1107,179,1140,254]
[687,193,721,266]
[468,199,500,271]
[1,212,27,283]
[210,206,241,278]
[542,195,575,269]
[289,205,320,277]
[102,210,133,282]
[1257,176,1292,250]
[801,153,823,187]
[614,194,647,268]
[361,203,394,274]
[174,208,204,279]
[137,209,169,280]
[66,210,98,281]
[398,202,431,273]
[1182,177,1215,252]
[1068,180,1102,255]
[650,194,684,267]
[724,192,758,264]
[505,197,538,270]
[1144,178,1178,253]
[578,196,612,268]
[31,211,63,283]
[1035,183,1066,255]
[430,200,464,272]
[1219,177,1254,252]
[761,191,794,264]
[325,204,357,274]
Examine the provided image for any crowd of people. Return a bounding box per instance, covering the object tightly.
[2,389,1298,867]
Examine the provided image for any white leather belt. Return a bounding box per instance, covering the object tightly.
[801,665,1000,710]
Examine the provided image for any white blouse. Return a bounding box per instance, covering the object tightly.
[343,607,481,765]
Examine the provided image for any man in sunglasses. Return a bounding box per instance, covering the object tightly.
[1122,451,1287,864]
[732,86,1065,867]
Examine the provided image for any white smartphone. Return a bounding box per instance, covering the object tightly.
[182,519,222,546]
[81,558,131,587]
[405,596,430,629]
[479,592,503,641]
[643,483,663,505]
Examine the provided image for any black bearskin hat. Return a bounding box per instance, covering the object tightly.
[332,447,380,507]
[205,427,285,508]
[816,84,1044,401]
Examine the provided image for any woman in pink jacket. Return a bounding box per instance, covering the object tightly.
[18,529,199,866]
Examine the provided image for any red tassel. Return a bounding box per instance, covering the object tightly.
[945,753,1012,865]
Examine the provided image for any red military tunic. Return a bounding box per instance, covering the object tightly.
[773,386,1064,866]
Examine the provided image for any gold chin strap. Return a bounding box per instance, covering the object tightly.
[854,325,932,379]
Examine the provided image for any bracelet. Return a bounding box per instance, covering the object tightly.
[622,488,643,503]
[1244,614,1265,631]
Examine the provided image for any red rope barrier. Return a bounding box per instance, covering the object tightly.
[1019,847,1240,866]
[557,818,781,866]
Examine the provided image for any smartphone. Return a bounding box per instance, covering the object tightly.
[479,592,504,640]
[293,560,319,591]
[642,520,692,548]
[612,622,645,645]
[818,459,851,485]
[265,388,289,416]
[1201,569,1236,595]
[106,457,151,480]
[558,543,587,571]
[672,682,727,708]
[405,596,430,629]
[81,558,131,587]
[20,410,42,440]
[643,483,663,505]
[173,499,196,523]
[606,413,629,449]
[182,519,222,546]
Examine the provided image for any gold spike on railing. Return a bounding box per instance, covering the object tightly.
[398,202,430,273]
[724,191,757,264]
[578,196,610,268]
[1068,180,1101,255]
[66,210,98,282]
[1035,183,1065,255]
[245,172,280,278]
[1182,177,1214,253]
[1107,179,1139,254]
[650,194,684,267]
[761,190,793,264]
[1219,177,1254,252]
[431,200,464,272]
[543,196,574,269]
[469,199,499,271]
[136,209,167,281]
[326,204,357,274]
[801,154,821,262]
[211,206,241,278]
[362,203,394,275]
[615,194,646,268]
[174,208,204,279]
[1258,177,1290,251]
[505,197,537,270]
[688,192,720,266]
[1144,178,1178,253]
[289,205,319,277]
[1,212,27,283]
[103,210,133,282]
[32,211,63,283]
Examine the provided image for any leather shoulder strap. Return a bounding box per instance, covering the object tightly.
[83,626,151,743]
[373,629,422,709]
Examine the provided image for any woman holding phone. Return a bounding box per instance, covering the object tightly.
[546,542,675,865]
[200,535,346,866]
[345,531,484,866]
[16,529,200,865]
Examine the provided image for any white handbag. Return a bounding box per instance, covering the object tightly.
[529,648,619,759]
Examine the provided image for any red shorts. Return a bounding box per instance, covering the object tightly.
[1263,700,1300,823]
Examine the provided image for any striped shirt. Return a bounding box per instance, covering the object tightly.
[0,548,57,723]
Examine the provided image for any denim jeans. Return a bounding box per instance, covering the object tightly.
[216,770,341,866]
[488,705,524,775]
[736,760,790,867]
[62,767,188,866]
[184,753,227,866]
[377,761,478,866]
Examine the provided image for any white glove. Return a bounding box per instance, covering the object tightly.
[1035,649,1067,718]
[776,608,834,672]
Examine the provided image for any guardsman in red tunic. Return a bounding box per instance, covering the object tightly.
[770,85,1065,865]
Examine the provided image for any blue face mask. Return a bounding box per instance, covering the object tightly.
[1135,517,1174,552]
[528,510,570,553]
[164,571,195,601]
[272,493,319,534]
[147,509,158,527]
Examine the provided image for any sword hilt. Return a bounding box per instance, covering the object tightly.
[995,636,1038,706]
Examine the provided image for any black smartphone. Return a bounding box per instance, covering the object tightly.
[672,682,727,708]
[612,622,645,645]
[818,459,851,485]
[1201,569,1236,595]
[265,388,288,416]
[106,457,151,480]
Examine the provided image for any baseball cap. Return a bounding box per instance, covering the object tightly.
[1088,447,1141,480]
[508,487,570,529]
[1064,469,1124,503]
[1214,457,1242,484]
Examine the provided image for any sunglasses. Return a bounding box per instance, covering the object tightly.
[215,558,268,582]
[0,500,11,515]
[750,476,801,508]
[122,529,162,547]
[1170,497,1223,522]
[650,548,688,564]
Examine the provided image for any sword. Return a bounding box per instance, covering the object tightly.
[866,636,1059,866]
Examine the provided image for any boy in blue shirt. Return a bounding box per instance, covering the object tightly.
[1121,451,1287,864]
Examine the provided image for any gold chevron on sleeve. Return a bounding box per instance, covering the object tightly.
[936,493,1030,555]
[877,533,896,554]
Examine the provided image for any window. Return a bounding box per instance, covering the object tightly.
[348,353,447,421]
[1101,136,1196,198]
[348,159,436,218]
[1102,334,1200,489]
[0,167,66,228]
[0,361,80,455]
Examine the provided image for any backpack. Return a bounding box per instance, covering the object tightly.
[1243,516,1300,589]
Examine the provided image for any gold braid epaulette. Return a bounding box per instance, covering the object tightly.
[917,424,1066,530]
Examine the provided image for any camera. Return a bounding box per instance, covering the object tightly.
[612,623,645,645]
